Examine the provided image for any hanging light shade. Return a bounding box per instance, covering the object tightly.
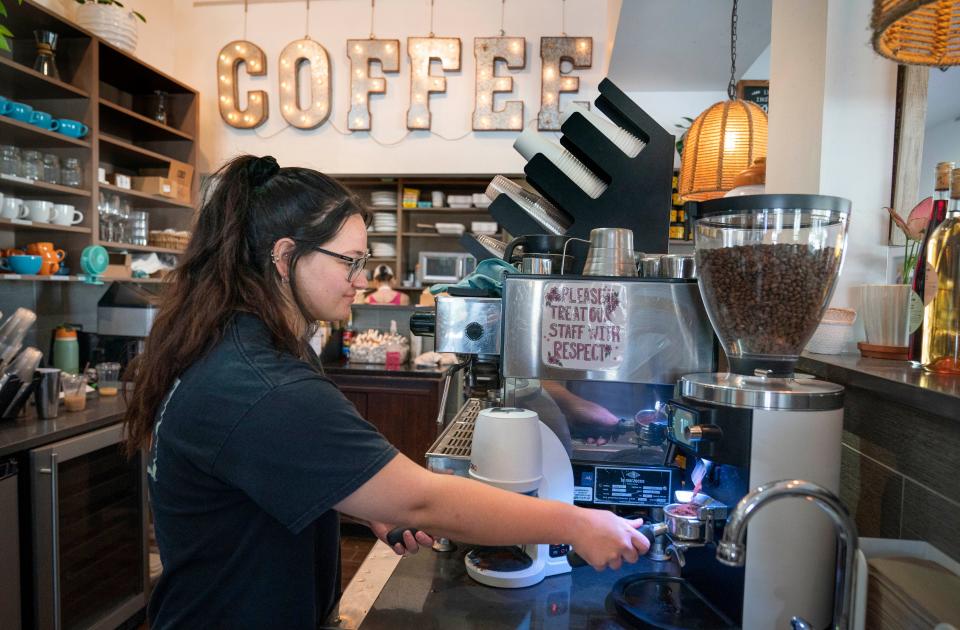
[872,0,960,67]
[678,99,768,202]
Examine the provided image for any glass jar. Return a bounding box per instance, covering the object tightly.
[21,150,43,181]
[42,153,60,185]
[0,145,20,177]
[61,157,82,188]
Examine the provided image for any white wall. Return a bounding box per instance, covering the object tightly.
[767,0,898,309]
[625,90,728,167]
[920,119,960,195]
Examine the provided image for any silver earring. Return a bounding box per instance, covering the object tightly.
[270,252,280,264]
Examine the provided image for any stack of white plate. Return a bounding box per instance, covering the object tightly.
[371,212,397,233]
[447,195,473,209]
[371,191,398,208]
[371,242,396,257]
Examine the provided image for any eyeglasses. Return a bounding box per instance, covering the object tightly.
[312,246,370,282]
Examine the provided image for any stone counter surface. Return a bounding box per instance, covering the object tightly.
[348,544,681,629]
[797,352,960,419]
[322,361,452,379]
[0,394,126,458]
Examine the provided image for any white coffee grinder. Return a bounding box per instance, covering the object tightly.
[464,407,574,588]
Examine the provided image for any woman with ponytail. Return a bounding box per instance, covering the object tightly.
[128,155,649,629]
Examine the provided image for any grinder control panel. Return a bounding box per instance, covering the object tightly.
[572,463,675,507]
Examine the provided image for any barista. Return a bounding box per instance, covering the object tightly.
[124,155,650,630]
[364,264,410,305]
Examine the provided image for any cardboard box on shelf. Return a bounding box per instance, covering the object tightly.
[140,159,194,193]
[102,253,132,279]
[131,176,177,199]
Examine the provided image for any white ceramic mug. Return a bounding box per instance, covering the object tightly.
[431,190,445,207]
[51,203,83,225]
[25,199,54,222]
[1,196,28,220]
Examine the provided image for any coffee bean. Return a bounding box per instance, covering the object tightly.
[697,244,841,357]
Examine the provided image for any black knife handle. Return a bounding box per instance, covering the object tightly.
[386,527,420,547]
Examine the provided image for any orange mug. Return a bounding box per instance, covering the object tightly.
[25,242,66,275]
[1,247,25,258]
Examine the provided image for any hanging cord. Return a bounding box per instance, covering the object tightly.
[304,0,311,39]
[369,0,376,39]
[242,0,248,39]
[429,0,436,37]
[561,0,566,36]
[727,0,739,99]
[499,0,506,36]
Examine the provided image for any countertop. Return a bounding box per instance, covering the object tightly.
[345,543,679,629]
[0,394,126,458]
[322,361,452,378]
[798,352,960,419]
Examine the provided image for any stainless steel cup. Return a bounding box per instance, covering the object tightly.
[583,228,637,277]
[638,255,662,278]
[659,254,697,279]
[34,367,61,419]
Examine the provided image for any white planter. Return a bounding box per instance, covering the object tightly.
[75,3,139,54]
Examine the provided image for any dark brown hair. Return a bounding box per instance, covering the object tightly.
[123,155,367,457]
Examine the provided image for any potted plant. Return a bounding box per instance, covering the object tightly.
[0,0,23,52]
[855,198,933,358]
[74,0,145,54]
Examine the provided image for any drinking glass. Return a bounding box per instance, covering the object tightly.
[42,153,60,185]
[0,145,20,177]
[95,362,121,396]
[61,158,82,188]
[21,150,43,181]
[62,373,87,412]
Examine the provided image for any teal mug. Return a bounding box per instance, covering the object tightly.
[30,110,59,130]
[56,118,89,138]
[1,101,34,122]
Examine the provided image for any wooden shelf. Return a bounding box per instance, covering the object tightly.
[0,115,92,149]
[99,241,185,255]
[0,273,165,283]
[99,98,195,142]
[366,232,397,237]
[403,207,491,212]
[0,174,92,197]
[0,218,92,234]
[402,232,502,238]
[0,56,90,100]
[98,183,194,209]
[98,40,197,95]
[98,134,179,169]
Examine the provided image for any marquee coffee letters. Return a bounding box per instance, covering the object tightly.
[217,36,592,133]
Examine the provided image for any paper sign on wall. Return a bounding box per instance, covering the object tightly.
[541,281,627,370]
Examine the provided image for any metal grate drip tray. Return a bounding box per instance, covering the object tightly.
[426,398,482,460]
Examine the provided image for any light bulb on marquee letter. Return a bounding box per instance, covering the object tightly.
[278,38,331,129]
[217,40,268,129]
[407,37,461,130]
[538,36,592,131]
[473,37,525,131]
[347,39,400,131]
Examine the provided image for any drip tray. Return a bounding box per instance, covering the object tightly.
[466,546,534,572]
[611,573,736,629]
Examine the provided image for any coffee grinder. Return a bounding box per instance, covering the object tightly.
[635,194,852,629]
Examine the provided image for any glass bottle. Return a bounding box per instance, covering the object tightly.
[152,90,169,125]
[921,168,960,374]
[909,161,954,361]
[61,158,83,188]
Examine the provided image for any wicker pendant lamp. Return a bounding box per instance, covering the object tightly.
[678,0,768,202]
[872,0,960,67]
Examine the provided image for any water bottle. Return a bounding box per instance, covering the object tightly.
[52,326,79,375]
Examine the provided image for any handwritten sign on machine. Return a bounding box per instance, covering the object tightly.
[541,281,627,370]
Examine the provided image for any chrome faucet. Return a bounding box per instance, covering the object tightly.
[715,480,858,630]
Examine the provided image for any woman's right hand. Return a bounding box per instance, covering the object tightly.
[570,508,649,571]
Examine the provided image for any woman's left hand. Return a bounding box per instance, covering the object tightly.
[368,520,435,555]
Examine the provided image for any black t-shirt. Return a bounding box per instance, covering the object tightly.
[147,313,397,629]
